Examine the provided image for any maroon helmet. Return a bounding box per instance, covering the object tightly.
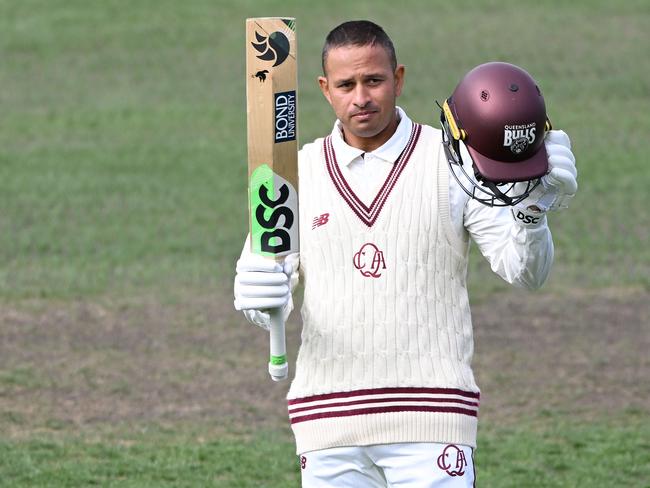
[440,62,552,206]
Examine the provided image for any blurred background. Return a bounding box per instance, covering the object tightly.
[1,0,648,486]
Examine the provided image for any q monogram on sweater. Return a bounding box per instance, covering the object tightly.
[289,123,479,455]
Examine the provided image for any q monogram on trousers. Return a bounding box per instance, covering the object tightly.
[437,444,468,477]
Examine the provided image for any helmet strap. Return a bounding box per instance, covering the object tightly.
[477,177,514,206]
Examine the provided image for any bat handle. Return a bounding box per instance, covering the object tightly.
[268,308,289,381]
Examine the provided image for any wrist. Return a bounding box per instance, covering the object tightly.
[512,206,546,227]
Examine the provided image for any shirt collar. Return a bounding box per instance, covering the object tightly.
[330,106,413,166]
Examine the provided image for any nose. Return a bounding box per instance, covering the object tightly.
[352,84,371,108]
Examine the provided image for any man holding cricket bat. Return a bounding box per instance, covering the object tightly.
[235,20,577,487]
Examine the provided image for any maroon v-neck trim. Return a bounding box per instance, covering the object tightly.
[324,123,422,228]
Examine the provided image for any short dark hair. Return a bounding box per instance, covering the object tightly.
[322,20,397,75]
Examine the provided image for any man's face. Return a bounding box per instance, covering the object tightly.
[319,44,405,151]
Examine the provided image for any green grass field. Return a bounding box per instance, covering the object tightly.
[1,0,649,486]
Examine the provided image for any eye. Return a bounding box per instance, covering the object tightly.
[367,78,383,86]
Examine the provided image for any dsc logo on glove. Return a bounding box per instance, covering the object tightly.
[515,210,541,225]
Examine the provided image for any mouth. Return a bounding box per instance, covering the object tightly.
[351,109,378,120]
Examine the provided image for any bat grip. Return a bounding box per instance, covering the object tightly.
[268,308,289,381]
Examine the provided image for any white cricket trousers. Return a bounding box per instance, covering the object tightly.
[299,442,475,487]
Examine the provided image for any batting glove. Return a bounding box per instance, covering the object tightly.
[234,243,299,331]
[512,130,577,226]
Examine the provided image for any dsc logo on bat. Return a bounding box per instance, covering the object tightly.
[250,164,299,257]
[255,183,294,253]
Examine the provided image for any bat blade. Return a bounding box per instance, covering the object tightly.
[245,18,298,382]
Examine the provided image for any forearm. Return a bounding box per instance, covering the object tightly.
[466,203,554,290]
[490,216,554,289]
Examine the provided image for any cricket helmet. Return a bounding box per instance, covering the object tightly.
[439,62,552,206]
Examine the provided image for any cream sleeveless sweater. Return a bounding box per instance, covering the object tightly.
[288,123,479,454]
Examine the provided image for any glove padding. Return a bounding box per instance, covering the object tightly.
[234,251,299,330]
[513,130,577,225]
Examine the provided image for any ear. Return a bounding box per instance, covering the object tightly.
[318,76,332,105]
[394,64,405,97]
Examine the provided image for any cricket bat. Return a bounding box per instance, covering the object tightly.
[245,18,299,381]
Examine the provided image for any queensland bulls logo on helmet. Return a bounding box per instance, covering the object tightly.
[353,243,386,278]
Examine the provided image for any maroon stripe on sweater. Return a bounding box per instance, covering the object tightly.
[325,123,419,220]
[290,405,478,424]
[324,123,422,227]
[288,396,480,415]
[365,123,420,222]
[288,386,480,405]
[324,137,371,213]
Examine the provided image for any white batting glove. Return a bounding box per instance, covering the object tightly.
[512,130,578,226]
[234,245,299,331]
